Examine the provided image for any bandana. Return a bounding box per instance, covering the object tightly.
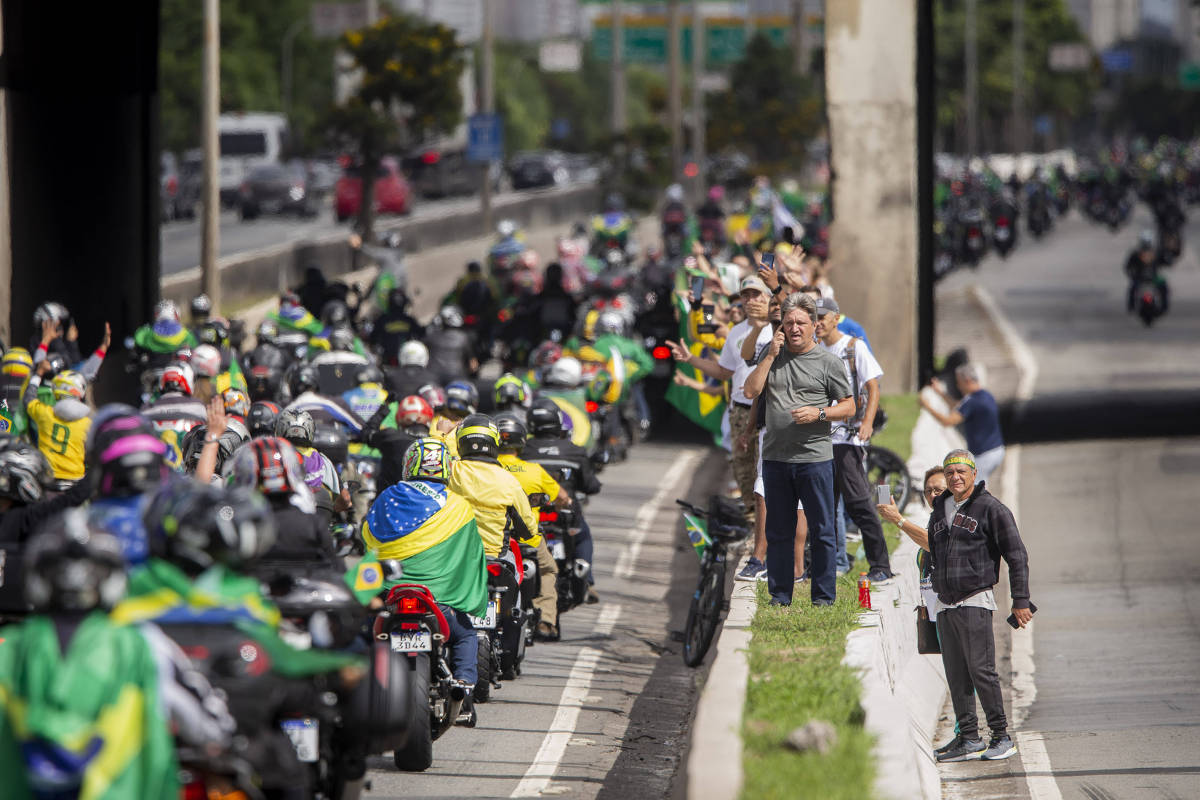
[943,453,976,471]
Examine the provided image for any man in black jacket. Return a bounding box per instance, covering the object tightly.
[925,449,1033,763]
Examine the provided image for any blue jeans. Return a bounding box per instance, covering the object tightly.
[761,459,837,605]
[438,603,478,686]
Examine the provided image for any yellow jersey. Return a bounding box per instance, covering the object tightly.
[448,458,538,556]
[26,399,91,480]
[497,452,560,546]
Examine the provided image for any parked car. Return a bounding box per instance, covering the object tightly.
[335,157,412,223]
[508,151,570,190]
[160,151,199,221]
[238,160,322,220]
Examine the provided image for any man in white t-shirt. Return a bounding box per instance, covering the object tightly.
[669,275,773,520]
[816,297,893,583]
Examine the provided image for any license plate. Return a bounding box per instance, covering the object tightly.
[468,600,498,629]
[550,540,566,561]
[281,718,319,762]
[995,228,1010,241]
[390,631,432,652]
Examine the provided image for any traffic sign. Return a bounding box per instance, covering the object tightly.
[468,113,503,163]
[311,2,368,38]
[1048,42,1090,72]
[1100,48,1133,73]
[1180,61,1200,91]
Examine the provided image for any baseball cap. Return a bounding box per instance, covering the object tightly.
[814,297,840,317]
[739,275,770,296]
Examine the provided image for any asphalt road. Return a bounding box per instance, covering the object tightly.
[937,208,1200,799]
[361,440,725,800]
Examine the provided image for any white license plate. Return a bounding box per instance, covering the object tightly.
[281,718,319,762]
[995,228,1010,241]
[468,600,498,629]
[550,540,566,561]
[390,630,432,652]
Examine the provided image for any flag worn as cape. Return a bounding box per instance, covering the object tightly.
[112,559,280,629]
[362,481,488,617]
[0,612,179,800]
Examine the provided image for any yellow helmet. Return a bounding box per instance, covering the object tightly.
[51,370,87,401]
[1,348,33,379]
[582,309,601,342]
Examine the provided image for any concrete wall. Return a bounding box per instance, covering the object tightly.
[825,0,918,392]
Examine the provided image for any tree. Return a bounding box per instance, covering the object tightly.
[325,14,466,236]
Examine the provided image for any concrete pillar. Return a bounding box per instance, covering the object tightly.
[825,0,918,392]
[0,6,10,347]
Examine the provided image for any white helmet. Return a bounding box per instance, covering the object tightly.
[191,344,222,378]
[399,340,429,368]
[665,183,684,203]
[154,299,181,323]
[544,356,583,389]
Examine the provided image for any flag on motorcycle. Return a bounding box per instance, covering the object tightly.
[664,292,726,443]
[345,551,384,604]
[0,612,180,800]
[362,481,488,618]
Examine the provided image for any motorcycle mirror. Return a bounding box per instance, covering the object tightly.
[379,559,403,583]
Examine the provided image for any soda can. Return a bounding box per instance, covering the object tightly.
[857,572,872,609]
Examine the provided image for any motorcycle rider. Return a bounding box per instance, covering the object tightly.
[132,299,198,357]
[23,369,92,484]
[359,393,432,492]
[29,302,82,364]
[387,340,439,399]
[494,413,566,640]
[1125,229,1169,313]
[189,343,222,404]
[247,400,282,437]
[195,317,248,393]
[362,437,488,714]
[493,373,531,425]
[0,348,34,436]
[428,379,478,457]
[274,408,344,523]
[661,183,690,257]
[368,285,425,365]
[343,364,389,423]
[141,362,207,470]
[427,306,479,384]
[266,290,324,338]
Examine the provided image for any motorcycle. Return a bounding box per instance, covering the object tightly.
[529,488,590,617]
[992,214,1015,258]
[1134,279,1167,327]
[472,551,530,701]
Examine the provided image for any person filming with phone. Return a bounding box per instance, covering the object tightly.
[877,449,1035,763]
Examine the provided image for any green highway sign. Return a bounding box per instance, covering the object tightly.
[1180,61,1200,91]
[591,15,802,66]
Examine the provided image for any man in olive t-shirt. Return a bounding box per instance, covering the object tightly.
[743,293,855,606]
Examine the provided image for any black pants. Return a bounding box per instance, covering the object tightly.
[937,605,1007,739]
[832,444,892,575]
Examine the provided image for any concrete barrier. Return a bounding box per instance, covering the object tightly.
[160,183,601,308]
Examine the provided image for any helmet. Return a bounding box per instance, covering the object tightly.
[247,365,282,402]
[494,412,527,451]
[43,353,68,379]
[154,299,182,323]
[528,399,564,438]
[380,231,403,249]
[190,293,212,319]
[455,414,500,460]
[24,510,127,612]
[665,183,684,203]
[354,365,384,387]
[289,364,319,396]
[275,407,316,447]
[256,318,279,344]
[229,436,308,497]
[399,340,429,368]
[51,370,87,401]
[396,395,434,429]
[191,344,222,379]
[173,346,194,365]
[438,306,464,329]
[180,420,248,475]
[417,383,446,411]
[197,318,230,347]
[222,387,251,418]
[497,219,517,238]
[144,482,276,576]
[321,300,350,329]
[544,356,583,389]
[530,341,563,370]
[328,327,355,352]
[594,310,625,338]
[444,380,479,416]
[493,374,528,409]
[1,348,33,379]
[279,290,302,308]
[581,309,601,342]
[32,302,70,333]
[312,425,349,467]
[1138,229,1156,250]
[401,437,451,483]
[246,400,282,437]
[87,406,165,496]
[160,363,194,395]
[0,439,54,504]
[707,185,725,202]
[605,192,625,212]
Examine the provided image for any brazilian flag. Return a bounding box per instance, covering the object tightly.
[665,291,726,442]
[345,552,384,605]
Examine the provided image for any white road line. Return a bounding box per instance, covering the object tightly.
[594,604,622,637]
[510,646,605,798]
[971,284,1061,800]
[613,449,705,579]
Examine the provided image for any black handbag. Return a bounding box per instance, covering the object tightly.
[916,605,941,654]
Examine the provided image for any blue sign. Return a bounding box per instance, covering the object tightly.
[1033,115,1052,135]
[1101,49,1133,73]
[468,113,503,163]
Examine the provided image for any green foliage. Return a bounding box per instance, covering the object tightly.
[706,33,824,172]
[494,44,554,154]
[935,0,1097,151]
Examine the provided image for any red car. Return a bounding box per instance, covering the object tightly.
[335,157,412,222]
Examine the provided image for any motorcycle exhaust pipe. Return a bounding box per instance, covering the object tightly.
[449,684,468,702]
[573,558,591,580]
[523,561,537,581]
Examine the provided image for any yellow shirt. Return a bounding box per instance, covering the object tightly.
[428,414,460,458]
[26,399,91,480]
[497,453,559,546]
[448,458,538,556]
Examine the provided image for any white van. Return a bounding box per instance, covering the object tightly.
[218,112,289,206]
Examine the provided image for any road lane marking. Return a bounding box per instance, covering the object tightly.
[970,285,1039,401]
[510,646,605,797]
[613,449,705,579]
[594,604,621,637]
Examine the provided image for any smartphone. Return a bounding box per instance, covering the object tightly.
[1006,602,1038,629]
[875,484,892,505]
[760,252,775,271]
[690,276,705,304]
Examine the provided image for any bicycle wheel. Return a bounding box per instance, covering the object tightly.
[682,555,728,667]
[866,445,912,512]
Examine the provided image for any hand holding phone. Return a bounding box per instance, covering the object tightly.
[875,484,892,506]
[690,276,705,306]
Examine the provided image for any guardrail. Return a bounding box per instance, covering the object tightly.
[160,183,601,309]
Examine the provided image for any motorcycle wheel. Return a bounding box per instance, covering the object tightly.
[393,655,434,772]
[682,558,726,667]
[474,634,493,703]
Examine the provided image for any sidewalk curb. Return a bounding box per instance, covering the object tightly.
[686,576,757,800]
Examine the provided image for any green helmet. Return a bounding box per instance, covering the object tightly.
[402,437,452,483]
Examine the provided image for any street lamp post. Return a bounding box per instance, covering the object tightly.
[281,18,306,124]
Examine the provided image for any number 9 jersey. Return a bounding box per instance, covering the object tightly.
[26,397,91,481]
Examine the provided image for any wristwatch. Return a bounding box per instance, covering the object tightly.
[818,408,826,422]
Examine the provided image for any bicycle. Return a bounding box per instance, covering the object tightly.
[676,496,749,667]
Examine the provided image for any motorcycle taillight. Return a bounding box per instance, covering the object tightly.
[540,510,558,522]
[486,563,502,577]
[996,217,1009,226]
[398,596,425,614]
[181,780,208,800]
[585,400,599,414]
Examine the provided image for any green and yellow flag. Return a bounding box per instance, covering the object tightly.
[665,291,726,442]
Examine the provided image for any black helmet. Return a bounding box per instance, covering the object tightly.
[289,364,320,396]
[321,300,351,329]
[180,420,249,475]
[275,408,316,448]
[144,482,276,576]
[455,414,500,460]
[24,510,127,612]
[246,365,282,402]
[198,318,230,347]
[312,424,349,468]
[494,412,527,451]
[444,380,479,417]
[328,327,356,352]
[528,399,564,438]
[355,365,384,386]
[246,401,282,438]
[0,438,54,505]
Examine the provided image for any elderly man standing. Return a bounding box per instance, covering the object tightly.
[743,293,855,606]
[921,363,1006,484]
